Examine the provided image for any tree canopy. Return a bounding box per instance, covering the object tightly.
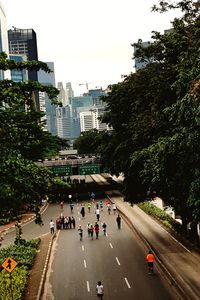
[0,53,69,215]
[99,0,200,230]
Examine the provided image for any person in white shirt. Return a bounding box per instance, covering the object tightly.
[96,281,104,299]
[49,219,55,234]
[95,208,100,221]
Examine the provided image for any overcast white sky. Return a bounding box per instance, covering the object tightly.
[2,0,180,95]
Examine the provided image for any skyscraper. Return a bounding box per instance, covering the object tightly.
[38,62,57,135]
[8,27,39,109]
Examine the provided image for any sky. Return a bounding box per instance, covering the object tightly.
[2,0,180,95]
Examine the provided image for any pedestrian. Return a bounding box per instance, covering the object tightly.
[60,201,64,210]
[94,222,99,239]
[89,224,94,240]
[71,216,76,228]
[107,203,111,215]
[102,222,107,235]
[68,216,72,229]
[64,216,68,229]
[100,200,103,211]
[96,281,104,299]
[49,219,55,234]
[78,225,83,241]
[56,217,61,230]
[87,223,91,237]
[80,205,85,218]
[146,250,155,274]
[95,208,100,221]
[87,201,92,212]
[70,202,74,214]
[116,214,121,229]
[112,203,117,214]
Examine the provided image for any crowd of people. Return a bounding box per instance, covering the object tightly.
[55,214,76,230]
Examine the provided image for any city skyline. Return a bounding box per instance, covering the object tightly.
[2,0,181,95]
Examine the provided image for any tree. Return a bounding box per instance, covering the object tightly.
[100,0,200,232]
[0,53,68,215]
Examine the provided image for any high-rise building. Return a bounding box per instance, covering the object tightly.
[65,82,74,105]
[8,27,39,109]
[133,41,153,71]
[56,106,72,139]
[0,1,10,79]
[80,106,111,132]
[9,54,28,82]
[38,62,57,135]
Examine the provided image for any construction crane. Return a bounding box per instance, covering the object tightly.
[79,81,94,91]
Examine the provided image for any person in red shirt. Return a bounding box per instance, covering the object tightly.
[94,222,100,239]
[146,250,155,274]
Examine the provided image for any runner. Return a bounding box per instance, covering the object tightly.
[78,225,83,241]
[94,222,100,239]
[146,250,155,274]
[116,214,121,229]
[96,281,104,299]
[102,222,107,235]
[49,219,55,234]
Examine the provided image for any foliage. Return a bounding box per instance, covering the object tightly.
[99,0,200,232]
[138,202,181,232]
[73,129,101,154]
[0,53,69,216]
[0,239,39,299]
[0,266,28,300]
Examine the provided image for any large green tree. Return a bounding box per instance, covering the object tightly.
[0,53,68,215]
[101,0,200,232]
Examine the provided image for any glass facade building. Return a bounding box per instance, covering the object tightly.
[0,2,10,79]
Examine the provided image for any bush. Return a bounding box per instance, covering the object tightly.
[138,201,181,232]
[0,239,40,299]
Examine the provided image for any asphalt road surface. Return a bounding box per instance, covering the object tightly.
[43,200,178,300]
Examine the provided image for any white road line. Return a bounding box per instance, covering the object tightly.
[78,211,80,215]
[124,277,131,289]
[116,257,121,265]
[109,242,113,249]
[82,245,85,251]
[79,217,80,221]
[86,281,90,292]
[84,259,87,268]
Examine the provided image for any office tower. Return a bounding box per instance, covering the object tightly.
[0,2,10,79]
[133,41,153,71]
[57,82,67,106]
[66,82,74,105]
[8,27,39,109]
[80,107,110,132]
[56,106,72,139]
[9,54,28,82]
[38,62,57,135]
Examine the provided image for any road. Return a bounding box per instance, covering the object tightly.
[43,200,178,300]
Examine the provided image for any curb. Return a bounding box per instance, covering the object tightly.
[36,233,56,300]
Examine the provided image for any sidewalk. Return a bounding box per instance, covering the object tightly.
[107,192,200,300]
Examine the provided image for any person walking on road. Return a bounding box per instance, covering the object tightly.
[116,214,121,229]
[102,222,107,235]
[71,216,76,228]
[95,208,100,221]
[89,224,94,240]
[96,281,104,299]
[146,250,155,274]
[107,203,111,215]
[112,203,117,214]
[78,225,83,241]
[70,202,74,214]
[80,205,85,218]
[49,219,55,234]
[94,222,100,239]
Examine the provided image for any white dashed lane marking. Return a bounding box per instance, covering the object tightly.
[86,281,90,292]
[82,245,85,251]
[109,242,113,249]
[84,259,87,268]
[124,277,131,288]
[116,257,121,266]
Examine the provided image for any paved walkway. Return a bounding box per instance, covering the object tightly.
[107,192,200,300]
